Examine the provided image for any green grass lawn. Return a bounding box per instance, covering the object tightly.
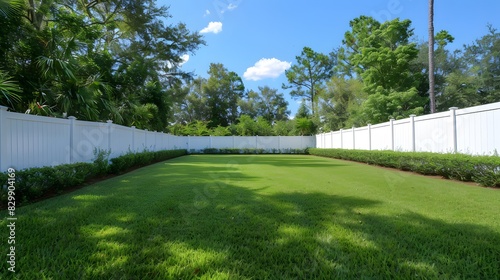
[2,155,500,279]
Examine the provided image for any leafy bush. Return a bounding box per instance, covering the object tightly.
[93,148,111,176]
[309,148,500,188]
[0,149,187,207]
[109,149,187,174]
[0,163,96,205]
[200,148,309,154]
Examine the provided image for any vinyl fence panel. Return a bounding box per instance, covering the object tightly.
[315,102,500,156]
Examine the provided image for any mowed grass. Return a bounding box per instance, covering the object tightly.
[1,155,500,279]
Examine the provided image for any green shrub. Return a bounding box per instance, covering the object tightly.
[0,163,97,205]
[200,148,309,155]
[109,149,187,174]
[0,149,188,207]
[309,148,500,188]
[93,148,111,176]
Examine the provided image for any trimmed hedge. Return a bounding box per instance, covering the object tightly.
[309,148,500,188]
[200,148,309,154]
[109,149,187,174]
[0,163,96,205]
[1,149,187,207]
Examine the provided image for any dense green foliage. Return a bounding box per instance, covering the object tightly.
[109,149,187,174]
[170,114,317,136]
[282,47,335,115]
[309,148,500,187]
[0,149,186,206]
[284,17,499,133]
[2,155,500,278]
[0,0,203,130]
[200,148,308,154]
[1,2,498,135]
[0,162,96,205]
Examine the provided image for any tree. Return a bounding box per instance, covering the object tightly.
[273,120,295,136]
[0,0,22,18]
[462,25,500,104]
[283,47,335,116]
[338,16,426,124]
[295,118,316,136]
[415,30,457,111]
[0,0,204,131]
[239,86,290,123]
[438,26,500,109]
[258,86,290,122]
[174,78,210,124]
[0,71,21,107]
[204,63,244,127]
[238,89,260,119]
[429,0,436,113]
[318,77,366,131]
[296,100,311,119]
[235,115,256,136]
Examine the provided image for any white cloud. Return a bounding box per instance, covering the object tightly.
[204,10,211,16]
[179,54,190,66]
[243,58,292,81]
[227,3,238,10]
[200,22,223,34]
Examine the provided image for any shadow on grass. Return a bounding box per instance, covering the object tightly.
[2,156,499,279]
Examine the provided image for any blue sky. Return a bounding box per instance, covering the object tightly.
[161,0,500,116]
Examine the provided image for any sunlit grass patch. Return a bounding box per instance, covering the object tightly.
[1,155,500,279]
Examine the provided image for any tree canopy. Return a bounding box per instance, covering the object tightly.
[1,5,498,136]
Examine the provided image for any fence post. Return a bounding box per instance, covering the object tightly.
[131,126,136,152]
[410,115,416,152]
[107,120,113,154]
[352,127,356,150]
[68,116,77,164]
[209,135,212,149]
[153,131,157,151]
[0,106,8,171]
[368,124,372,151]
[330,131,334,148]
[187,135,190,151]
[256,135,258,149]
[449,107,458,153]
[340,129,344,149]
[390,119,395,151]
[278,135,281,151]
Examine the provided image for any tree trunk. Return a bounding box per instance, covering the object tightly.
[428,0,436,113]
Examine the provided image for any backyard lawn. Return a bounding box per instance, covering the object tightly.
[1,154,500,279]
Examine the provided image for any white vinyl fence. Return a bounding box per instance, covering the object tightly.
[0,106,315,171]
[316,102,500,156]
[2,101,498,171]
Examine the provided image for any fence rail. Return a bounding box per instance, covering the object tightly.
[0,106,315,171]
[316,102,500,156]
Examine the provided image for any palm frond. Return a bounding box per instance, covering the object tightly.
[0,70,21,107]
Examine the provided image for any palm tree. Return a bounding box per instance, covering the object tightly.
[0,0,22,18]
[0,71,21,107]
[429,0,436,113]
[0,0,23,108]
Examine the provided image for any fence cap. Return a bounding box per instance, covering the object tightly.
[449,107,459,110]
